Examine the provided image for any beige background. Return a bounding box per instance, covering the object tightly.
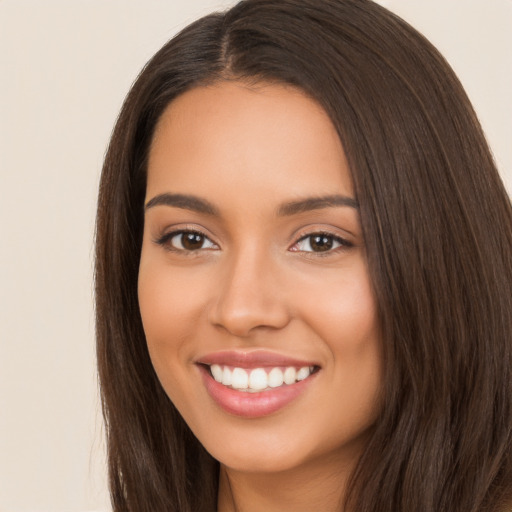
[0,1,510,510]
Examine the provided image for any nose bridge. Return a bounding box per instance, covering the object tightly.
[209,242,289,337]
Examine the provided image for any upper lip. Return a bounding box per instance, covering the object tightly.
[196,350,320,369]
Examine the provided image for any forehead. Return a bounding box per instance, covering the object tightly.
[147,81,353,204]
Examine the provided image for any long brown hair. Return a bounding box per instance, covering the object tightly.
[95,1,512,510]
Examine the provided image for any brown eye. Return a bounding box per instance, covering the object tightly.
[293,233,352,253]
[157,230,217,252]
[181,232,205,250]
[309,235,334,252]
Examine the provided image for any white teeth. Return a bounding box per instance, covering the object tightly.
[211,364,223,383]
[249,368,268,391]
[221,367,232,386]
[283,367,296,385]
[268,367,284,388]
[231,367,249,389]
[296,366,311,381]
[209,364,315,391]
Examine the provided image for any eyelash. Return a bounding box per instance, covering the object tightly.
[291,232,354,255]
[154,230,353,255]
[155,230,218,253]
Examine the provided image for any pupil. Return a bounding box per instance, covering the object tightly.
[311,235,333,252]
[182,233,203,250]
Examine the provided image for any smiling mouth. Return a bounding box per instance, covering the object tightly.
[205,364,320,393]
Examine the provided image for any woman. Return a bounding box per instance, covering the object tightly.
[95,0,512,510]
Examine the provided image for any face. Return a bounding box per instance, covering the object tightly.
[138,81,382,475]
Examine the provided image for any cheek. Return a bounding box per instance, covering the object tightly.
[137,266,207,425]
[298,261,379,349]
[138,256,209,343]
[297,262,382,416]
[137,257,207,393]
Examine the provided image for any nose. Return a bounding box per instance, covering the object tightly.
[208,247,291,338]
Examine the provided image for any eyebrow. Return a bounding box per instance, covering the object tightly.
[277,195,359,216]
[144,192,359,216]
[144,193,219,215]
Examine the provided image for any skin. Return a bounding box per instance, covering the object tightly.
[138,81,382,511]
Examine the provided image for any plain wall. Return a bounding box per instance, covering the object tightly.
[0,1,510,510]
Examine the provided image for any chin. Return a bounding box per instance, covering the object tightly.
[192,412,374,477]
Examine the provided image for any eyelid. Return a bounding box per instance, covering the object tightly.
[289,229,354,254]
[153,226,219,252]
[152,224,355,254]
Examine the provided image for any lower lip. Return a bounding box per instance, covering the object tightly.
[198,365,317,418]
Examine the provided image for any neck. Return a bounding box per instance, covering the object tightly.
[217,451,357,512]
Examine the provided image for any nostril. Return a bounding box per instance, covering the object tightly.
[207,256,291,336]
[209,310,288,337]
